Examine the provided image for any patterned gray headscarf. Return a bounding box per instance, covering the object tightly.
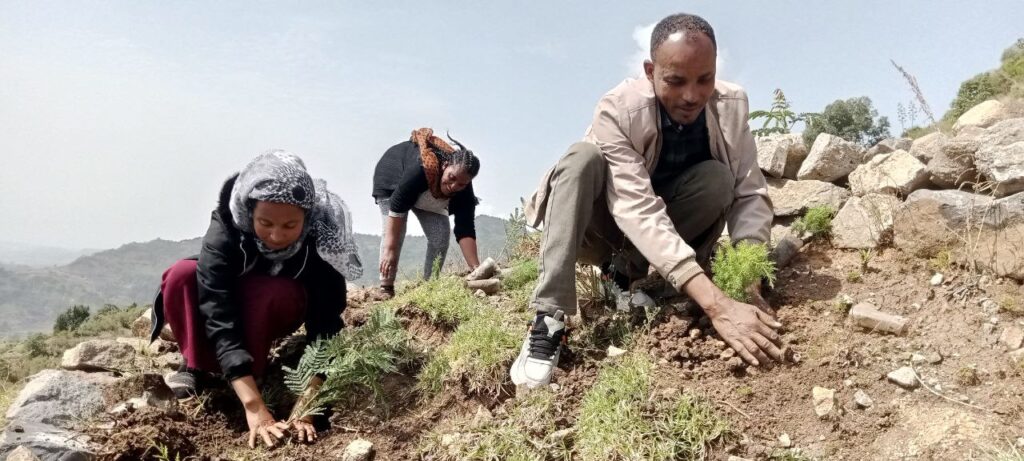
[229,150,363,280]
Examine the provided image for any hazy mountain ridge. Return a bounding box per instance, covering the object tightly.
[0,215,509,336]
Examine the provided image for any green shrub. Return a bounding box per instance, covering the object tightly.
[504,208,541,263]
[77,304,145,337]
[417,307,521,396]
[802,96,890,148]
[945,72,1011,122]
[750,88,813,136]
[53,305,90,333]
[501,259,539,292]
[389,275,479,326]
[23,334,49,358]
[793,206,835,239]
[284,306,413,417]
[576,354,729,460]
[711,242,776,302]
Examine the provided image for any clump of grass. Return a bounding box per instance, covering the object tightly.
[284,306,414,417]
[575,354,729,460]
[793,205,835,239]
[846,270,863,283]
[955,366,981,387]
[417,390,571,460]
[859,249,874,272]
[770,449,815,461]
[503,259,540,311]
[978,441,1024,461]
[389,275,479,326]
[712,241,776,302]
[998,295,1022,316]
[418,307,522,396]
[504,207,542,263]
[928,248,953,272]
[77,304,145,337]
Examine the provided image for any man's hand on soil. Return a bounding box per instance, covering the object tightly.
[707,298,784,367]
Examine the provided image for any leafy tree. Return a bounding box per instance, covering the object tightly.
[749,89,814,137]
[802,97,891,148]
[943,38,1024,121]
[53,305,90,333]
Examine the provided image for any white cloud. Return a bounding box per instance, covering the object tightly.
[626,23,728,78]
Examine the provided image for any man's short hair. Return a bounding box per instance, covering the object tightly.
[649,13,717,58]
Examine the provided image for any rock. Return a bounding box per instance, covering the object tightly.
[152,352,184,371]
[893,189,1024,280]
[6,369,120,428]
[5,446,41,461]
[547,428,575,444]
[720,348,736,360]
[473,289,487,298]
[999,326,1024,349]
[0,421,94,461]
[853,389,874,408]
[864,137,913,162]
[766,178,851,216]
[797,133,865,182]
[975,142,1024,197]
[778,433,792,448]
[812,386,836,417]
[728,457,753,461]
[341,438,375,461]
[131,308,175,341]
[1009,348,1024,364]
[927,139,980,188]
[831,193,901,249]
[465,257,498,281]
[607,346,627,358]
[770,234,803,268]
[954,100,1010,132]
[930,273,944,286]
[465,278,501,295]
[61,339,136,372]
[926,351,944,364]
[911,353,927,365]
[887,366,919,389]
[849,150,928,196]
[756,133,806,178]
[909,131,950,163]
[848,303,908,335]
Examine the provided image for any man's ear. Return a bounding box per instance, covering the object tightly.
[643,59,655,82]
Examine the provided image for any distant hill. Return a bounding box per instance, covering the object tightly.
[0,215,509,336]
[0,241,97,267]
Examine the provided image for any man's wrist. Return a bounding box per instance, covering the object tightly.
[682,274,726,317]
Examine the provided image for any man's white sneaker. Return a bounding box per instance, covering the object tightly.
[509,310,566,389]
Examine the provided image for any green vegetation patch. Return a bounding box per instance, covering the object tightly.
[418,307,522,396]
[793,205,836,240]
[575,354,729,460]
[77,304,145,337]
[390,275,480,326]
[712,241,776,302]
[417,390,570,461]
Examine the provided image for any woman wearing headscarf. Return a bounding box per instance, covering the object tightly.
[372,128,482,298]
[151,150,362,448]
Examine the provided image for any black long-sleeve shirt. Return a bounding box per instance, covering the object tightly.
[372,141,477,240]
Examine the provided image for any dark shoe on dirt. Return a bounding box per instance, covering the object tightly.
[165,368,198,399]
[372,285,395,301]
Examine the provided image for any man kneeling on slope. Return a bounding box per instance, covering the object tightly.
[511,13,783,389]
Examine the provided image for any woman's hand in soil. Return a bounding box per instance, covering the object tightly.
[290,416,318,443]
[245,404,290,448]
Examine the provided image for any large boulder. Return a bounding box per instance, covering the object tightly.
[755,133,807,179]
[766,178,851,217]
[61,340,136,372]
[797,133,864,182]
[893,190,1024,280]
[909,131,950,163]
[974,118,1024,197]
[927,139,980,189]
[5,369,120,428]
[0,421,93,461]
[953,99,1010,132]
[831,193,901,249]
[864,137,913,162]
[849,150,929,196]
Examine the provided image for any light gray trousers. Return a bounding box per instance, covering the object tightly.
[530,142,735,315]
[377,199,450,284]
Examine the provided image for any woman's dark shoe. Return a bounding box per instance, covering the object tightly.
[165,366,199,399]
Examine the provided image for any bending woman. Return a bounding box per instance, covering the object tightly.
[151,150,362,448]
[372,128,482,298]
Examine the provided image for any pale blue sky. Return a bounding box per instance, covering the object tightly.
[2,1,1021,249]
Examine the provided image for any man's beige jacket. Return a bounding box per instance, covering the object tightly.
[524,77,773,291]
